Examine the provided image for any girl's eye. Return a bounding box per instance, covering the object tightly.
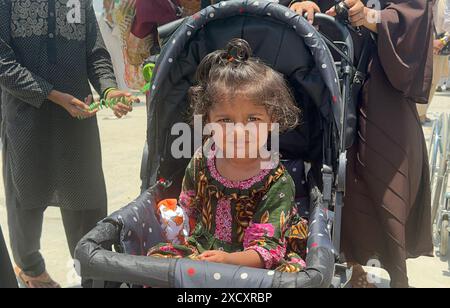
[218,118,232,123]
[248,116,261,122]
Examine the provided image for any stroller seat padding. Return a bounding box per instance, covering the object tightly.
[105,191,165,256]
[282,159,310,218]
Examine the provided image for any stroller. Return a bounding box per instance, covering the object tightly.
[75,0,369,288]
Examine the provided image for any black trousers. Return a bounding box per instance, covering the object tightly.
[0,225,17,288]
[3,138,106,278]
[6,202,106,277]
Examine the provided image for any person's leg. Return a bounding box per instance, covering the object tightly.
[3,137,60,288]
[60,207,107,258]
[3,136,46,277]
[6,202,46,277]
[60,207,107,288]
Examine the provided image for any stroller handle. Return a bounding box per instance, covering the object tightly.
[158,18,186,42]
[309,13,355,65]
[158,11,355,65]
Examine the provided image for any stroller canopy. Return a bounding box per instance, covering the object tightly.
[145,0,342,191]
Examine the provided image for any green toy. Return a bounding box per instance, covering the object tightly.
[77,96,133,119]
[140,62,155,94]
[88,96,130,111]
[78,62,155,120]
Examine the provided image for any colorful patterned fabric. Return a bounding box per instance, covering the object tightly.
[148,144,308,272]
[113,0,146,90]
[112,0,201,90]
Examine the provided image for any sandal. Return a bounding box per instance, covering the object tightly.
[349,264,377,289]
[14,266,61,288]
[419,115,432,125]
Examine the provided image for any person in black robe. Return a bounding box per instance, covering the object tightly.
[0,0,137,287]
[289,0,433,287]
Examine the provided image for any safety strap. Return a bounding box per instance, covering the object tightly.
[353,34,374,92]
[345,33,375,149]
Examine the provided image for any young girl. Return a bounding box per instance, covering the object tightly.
[148,39,308,272]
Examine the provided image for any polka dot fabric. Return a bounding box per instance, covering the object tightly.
[106,190,165,256]
[281,159,310,218]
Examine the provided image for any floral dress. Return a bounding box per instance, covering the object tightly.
[148,146,309,272]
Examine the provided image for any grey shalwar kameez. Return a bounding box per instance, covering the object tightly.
[0,0,117,277]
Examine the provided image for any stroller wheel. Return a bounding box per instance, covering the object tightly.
[440,219,449,257]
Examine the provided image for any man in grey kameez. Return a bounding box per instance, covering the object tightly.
[0,0,135,287]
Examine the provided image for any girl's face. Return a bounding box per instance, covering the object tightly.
[207,98,272,159]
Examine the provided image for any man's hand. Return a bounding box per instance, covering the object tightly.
[106,89,140,118]
[290,1,321,24]
[198,250,230,264]
[49,90,98,118]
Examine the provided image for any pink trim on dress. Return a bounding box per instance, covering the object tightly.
[214,198,232,243]
[246,244,287,269]
[206,146,275,189]
[243,222,286,269]
[268,245,287,265]
[247,246,275,269]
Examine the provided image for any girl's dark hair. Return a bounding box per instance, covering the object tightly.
[189,38,300,132]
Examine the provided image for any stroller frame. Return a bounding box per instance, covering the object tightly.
[429,113,450,257]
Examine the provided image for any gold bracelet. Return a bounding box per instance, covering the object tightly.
[103,87,117,99]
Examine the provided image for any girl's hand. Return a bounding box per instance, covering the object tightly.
[49,90,98,118]
[326,0,366,27]
[198,250,230,264]
[289,1,321,24]
[106,89,140,118]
